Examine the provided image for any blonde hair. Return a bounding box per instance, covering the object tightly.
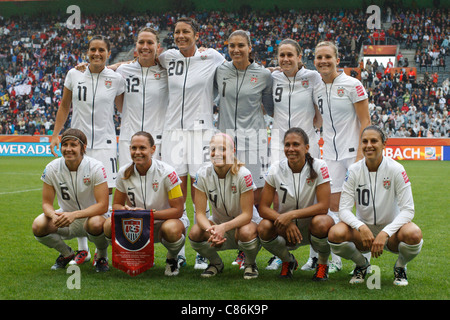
[210,133,244,175]
[315,41,339,58]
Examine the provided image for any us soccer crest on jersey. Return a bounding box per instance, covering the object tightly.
[111,210,154,276]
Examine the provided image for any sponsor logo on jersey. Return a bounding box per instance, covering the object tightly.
[122,218,143,244]
[401,171,409,183]
[383,177,391,189]
[244,174,253,187]
[337,87,345,97]
[356,85,365,97]
[320,166,330,179]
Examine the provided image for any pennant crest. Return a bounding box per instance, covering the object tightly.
[122,218,143,244]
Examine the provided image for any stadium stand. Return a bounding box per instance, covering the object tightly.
[0,6,448,138]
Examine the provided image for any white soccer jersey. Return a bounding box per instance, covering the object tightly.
[116,61,168,142]
[64,67,125,149]
[339,156,415,237]
[193,163,260,225]
[271,68,321,151]
[313,72,368,161]
[41,156,108,213]
[264,158,331,213]
[115,159,187,223]
[158,48,225,131]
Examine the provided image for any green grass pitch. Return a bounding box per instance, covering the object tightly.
[0,156,448,301]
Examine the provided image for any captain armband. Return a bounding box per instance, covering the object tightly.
[168,184,183,200]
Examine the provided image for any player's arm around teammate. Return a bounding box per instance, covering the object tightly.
[328,126,423,286]
[103,131,186,276]
[258,128,334,280]
[189,133,261,279]
[32,129,110,272]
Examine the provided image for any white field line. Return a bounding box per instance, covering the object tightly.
[0,188,41,195]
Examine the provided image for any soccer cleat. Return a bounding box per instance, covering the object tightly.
[69,250,91,265]
[232,250,245,268]
[194,254,208,270]
[393,266,408,286]
[165,258,180,276]
[279,254,298,279]
[312,264,329,281]
[201,262,224,278]
[265,256,282,270]
[350,261,370,284]
[177,255,187,268]
[301,256,318,271]
[51,252,75,270]
[243,264,259,280]
[95,257,109,272]
[328,259,342,274]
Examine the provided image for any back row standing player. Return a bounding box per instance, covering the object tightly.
[311,41,371,272]
[158,18,226,269]
[50,36,125,266]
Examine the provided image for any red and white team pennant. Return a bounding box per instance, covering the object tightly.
[111,210,154,276]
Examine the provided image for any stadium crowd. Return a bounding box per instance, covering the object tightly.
[0,6,448,138]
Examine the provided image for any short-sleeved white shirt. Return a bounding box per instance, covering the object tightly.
[264,158,331,213]
[158,48,225,131]
[339,156,415,237]
[116,61,168,142]
[41,156,107,212]
[271,68,322,151]
[193,163,260,225]
[313,72,368,161]
[64,67,125,149]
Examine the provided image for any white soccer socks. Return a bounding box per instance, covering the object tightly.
[189,239,222,265]
[396,239,423,268]
[87,232,109,259]
[35,233,73,257]
[259,235,292,262]
[162,234,186,259]
[310,235,331,265]
[238,238,260,266]
[329,241,367,267]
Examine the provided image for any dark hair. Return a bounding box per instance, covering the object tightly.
[123,131,155,180]
[61,128,87,155]
[361,125,387,143]
[278,39,304,70]
[228,30,254,62]
[88,35,111,51]
[175,17,199,35]
[284,127,317,180]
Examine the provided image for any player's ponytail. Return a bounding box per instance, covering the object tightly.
[284,127,317,180]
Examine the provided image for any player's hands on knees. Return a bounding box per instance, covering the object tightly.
[54,211,76,228]
[274,212,293,230]
[206,224,226,247]
[358,225,374,251]
[371,231,389,258]
[284,222,302,245]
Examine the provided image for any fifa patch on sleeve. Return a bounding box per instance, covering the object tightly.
[321,166,330,179]
[244,174,253,187]
[168,171,179,185]
[401,171,409,183]
[356,85,365,97]
[111,210,154,276]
